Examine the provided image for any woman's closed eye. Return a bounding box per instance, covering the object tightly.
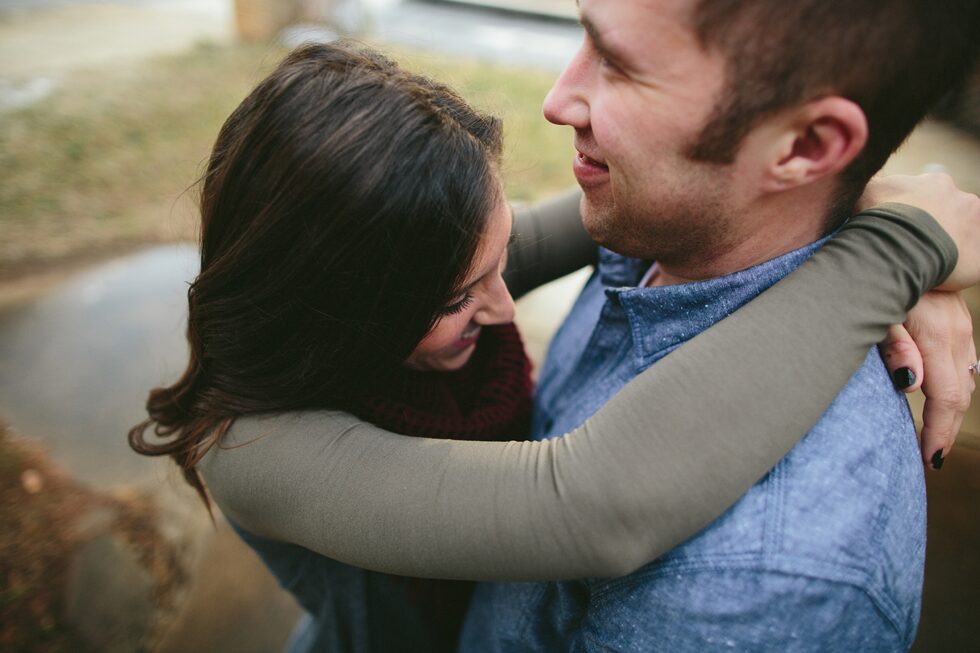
[439,293,474,316]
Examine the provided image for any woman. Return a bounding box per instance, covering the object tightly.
[130,43,966,651]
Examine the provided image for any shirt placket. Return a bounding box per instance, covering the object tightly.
[537,289,634,436]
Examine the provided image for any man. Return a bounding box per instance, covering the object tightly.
[461,0,980,650]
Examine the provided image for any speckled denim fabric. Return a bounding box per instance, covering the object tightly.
[461,240,925,652]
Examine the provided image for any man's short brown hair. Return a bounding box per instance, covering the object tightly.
[686,0,980,225]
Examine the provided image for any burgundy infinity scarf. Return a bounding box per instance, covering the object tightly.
[359,322,533,442]
[354,322,534,649]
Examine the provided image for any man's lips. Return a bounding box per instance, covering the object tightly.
[577,150,608,168]
[573,150,610,187]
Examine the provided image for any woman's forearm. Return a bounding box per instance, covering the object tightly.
[505,187,597,299]
[200,203,954,581]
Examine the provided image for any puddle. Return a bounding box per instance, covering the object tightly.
[0,244,198,490]
[0,239,584,491]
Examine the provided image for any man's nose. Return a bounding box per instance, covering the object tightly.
[543,44,590,129]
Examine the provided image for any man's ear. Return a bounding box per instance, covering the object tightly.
[760,97,868,192]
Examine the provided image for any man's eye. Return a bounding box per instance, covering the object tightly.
[439,293,473,316]
[599,54,621,73]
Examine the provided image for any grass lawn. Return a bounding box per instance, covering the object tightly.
[0,40,574,276]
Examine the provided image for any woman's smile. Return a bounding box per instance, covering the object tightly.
[453,325,482,349]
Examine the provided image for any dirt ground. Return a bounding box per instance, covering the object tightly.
[0,425,186,652]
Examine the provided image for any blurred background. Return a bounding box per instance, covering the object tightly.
[0,1,977,651]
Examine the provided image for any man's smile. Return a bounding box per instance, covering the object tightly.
[573,149,610,188]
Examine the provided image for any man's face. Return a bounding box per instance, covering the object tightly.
[544,0,744,265]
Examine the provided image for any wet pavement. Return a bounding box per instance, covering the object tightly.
[0,245,198,489]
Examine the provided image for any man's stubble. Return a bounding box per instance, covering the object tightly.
[581,163,739,273]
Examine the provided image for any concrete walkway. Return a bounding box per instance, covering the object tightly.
[0,1,232,80]
[436,0,577,21]
[375,0,581,71]
[0,0,232,110]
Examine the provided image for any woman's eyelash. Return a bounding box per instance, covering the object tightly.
[439,293,473,316]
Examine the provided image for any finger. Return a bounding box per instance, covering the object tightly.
[904,291,975,469]
[878,324,923,392]
[918,348,969,470]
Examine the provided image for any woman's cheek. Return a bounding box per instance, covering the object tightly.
[424,314,465,351]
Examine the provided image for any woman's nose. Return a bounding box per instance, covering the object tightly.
[475,277,515,326]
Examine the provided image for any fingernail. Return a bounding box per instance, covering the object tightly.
[892,367,916,390]
[931,450,945,470]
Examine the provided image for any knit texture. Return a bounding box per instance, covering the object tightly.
[360,322,533,441]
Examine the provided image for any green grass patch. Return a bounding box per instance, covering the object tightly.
[0,40,574,273]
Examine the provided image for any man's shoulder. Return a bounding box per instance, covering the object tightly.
[587,348,926,642]
[665,347,923,560]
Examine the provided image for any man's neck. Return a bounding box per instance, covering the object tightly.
[648,188,833,287]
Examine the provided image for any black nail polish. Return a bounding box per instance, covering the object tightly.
[892,367,916,390]
[931,450,945,470]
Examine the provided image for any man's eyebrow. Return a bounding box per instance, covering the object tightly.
[579,15,618,62]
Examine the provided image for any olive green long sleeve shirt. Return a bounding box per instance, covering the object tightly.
[200,201,954,581]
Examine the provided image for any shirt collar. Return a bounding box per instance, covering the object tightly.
[599,236,829,368]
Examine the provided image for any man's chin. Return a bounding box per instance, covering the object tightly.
[581,201,671,260]
[580,194,618,249]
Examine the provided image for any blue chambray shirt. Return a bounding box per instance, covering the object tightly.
[460,241,926,652]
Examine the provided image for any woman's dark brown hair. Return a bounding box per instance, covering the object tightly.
[128,42,504,508]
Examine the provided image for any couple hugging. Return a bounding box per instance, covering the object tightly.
[131,1,980,651]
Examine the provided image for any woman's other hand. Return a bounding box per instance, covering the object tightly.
[879,291,976,469]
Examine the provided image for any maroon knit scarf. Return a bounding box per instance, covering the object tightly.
[354,322,534,649]
[359,321,533,442]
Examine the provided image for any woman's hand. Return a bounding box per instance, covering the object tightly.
[861,174,979,469]
[879,291,976,469]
